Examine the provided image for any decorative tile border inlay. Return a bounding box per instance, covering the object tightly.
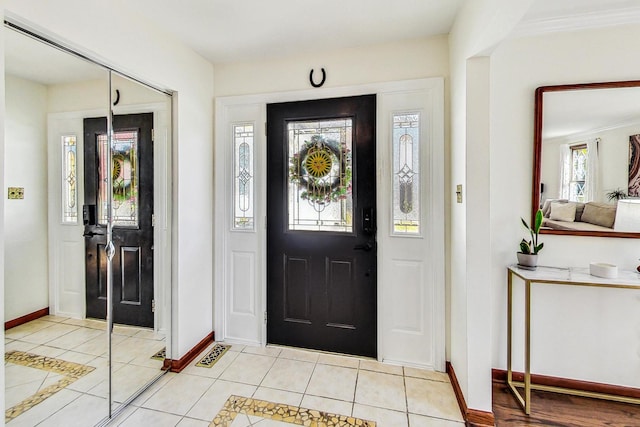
[210,395,376,427]
[4,350,96,422]
[151,347,166,360]
[196,343,230,368]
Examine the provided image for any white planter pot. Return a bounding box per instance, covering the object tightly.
[517,252,538,267]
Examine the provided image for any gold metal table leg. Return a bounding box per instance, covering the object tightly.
[525,279,531,415]
[507,270,512,385]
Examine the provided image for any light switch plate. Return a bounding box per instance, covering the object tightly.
[8,187,24,199]
[456,184,462,203]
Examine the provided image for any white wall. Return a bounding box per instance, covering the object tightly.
[448,0,534,412]
[0,0,5,405]
[491,24,640,388]
[3,0,215,359]
[4,74,49,321]
[214,37,449,97]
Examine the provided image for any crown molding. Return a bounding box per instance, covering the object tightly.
[512,7,640,39]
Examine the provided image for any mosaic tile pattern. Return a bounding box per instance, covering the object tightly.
[210,395,376,427]
[196,343,231,368]
[5,350,96,422]
[151,347,166,361]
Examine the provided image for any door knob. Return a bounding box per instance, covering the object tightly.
[83,231,104,237]
[354,242,374,252]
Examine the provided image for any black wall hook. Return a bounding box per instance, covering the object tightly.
[113,89,120,106]
[309,68,326,88]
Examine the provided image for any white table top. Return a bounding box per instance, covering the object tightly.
[508,264,640,288]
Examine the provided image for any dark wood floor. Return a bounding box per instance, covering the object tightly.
[493,381,640,426]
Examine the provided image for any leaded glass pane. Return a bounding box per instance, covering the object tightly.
[62,135,78,223]
[288,119,353,232]
[97,131,139,227]
[233,124,254,230]
[393,112,420,234]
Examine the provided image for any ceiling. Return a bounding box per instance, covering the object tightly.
[543,86,640,141]
[122,0,465,64]
[119,0,640,65]
[5,0,640,85]
[4,28,107,85]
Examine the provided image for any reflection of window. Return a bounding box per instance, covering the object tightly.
[569,144,587,202]
[560,139,598,203]
[62,135,78,223]
[393,112,420,234]
[233,124,254,230]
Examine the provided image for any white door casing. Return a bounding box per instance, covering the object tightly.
[214,79,445,370]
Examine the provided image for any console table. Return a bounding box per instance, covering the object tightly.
[507,264,640,414]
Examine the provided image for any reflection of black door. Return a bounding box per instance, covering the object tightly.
[84,113,154,328]
[267,95,377,357]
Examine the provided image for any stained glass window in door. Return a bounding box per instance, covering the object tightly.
[233,124,254,230]
[393,112,420,234]
[97,131,139,227]
[62,135,78,223]
[288,119,353,232]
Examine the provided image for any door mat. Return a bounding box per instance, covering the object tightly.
[211,395,376,426]
[195,343,231,368]
[150,347,166,361]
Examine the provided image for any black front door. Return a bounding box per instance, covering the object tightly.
[267,95,377,357]
[83,113,154,328]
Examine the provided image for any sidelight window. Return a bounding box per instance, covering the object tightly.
[392,112,421,235]
[233,124,255,230]
[62,135,78,224]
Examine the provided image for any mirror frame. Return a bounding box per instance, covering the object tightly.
[532,80,640,239]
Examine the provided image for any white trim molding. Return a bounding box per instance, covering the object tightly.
[512,6,640,39]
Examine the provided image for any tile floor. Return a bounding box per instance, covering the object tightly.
[4,315,166,426]
[108,343,465,427]
[5,316,464,426]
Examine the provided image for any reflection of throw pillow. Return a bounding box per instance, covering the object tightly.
[550,202,576,222]
[542,199,569,218]
[581,202,616,228]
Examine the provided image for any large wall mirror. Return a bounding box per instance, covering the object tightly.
[4,22,173,425]
[533,81,640,238]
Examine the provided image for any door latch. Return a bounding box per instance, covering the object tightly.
[354,242,374,252]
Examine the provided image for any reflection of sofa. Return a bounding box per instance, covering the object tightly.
[541,199,616,232]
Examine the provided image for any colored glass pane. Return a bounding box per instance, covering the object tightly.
[287,119,353,232]
[393,113,421,234]
[234,124,254,230]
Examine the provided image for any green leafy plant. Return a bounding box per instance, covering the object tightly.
[519,209,544,254]
[606,188,627,202]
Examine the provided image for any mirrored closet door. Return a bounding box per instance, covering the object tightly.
[4,22,173,426]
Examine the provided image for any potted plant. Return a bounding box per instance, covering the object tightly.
[518,209,544,268]
[606,188,627,202]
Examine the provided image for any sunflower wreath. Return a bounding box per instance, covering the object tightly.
[289,135,352,204]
